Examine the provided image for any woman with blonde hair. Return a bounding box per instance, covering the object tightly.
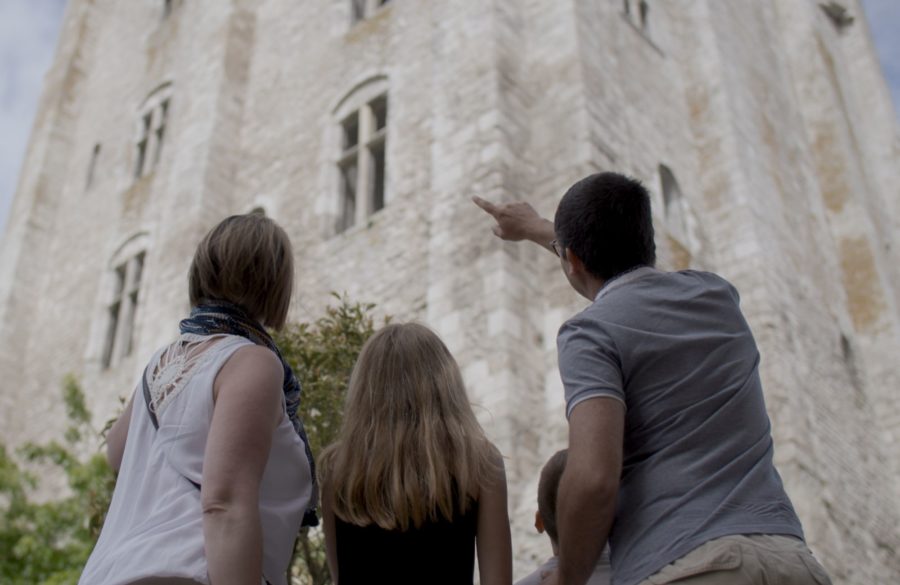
[320,322,513,585]
[81,213,315,585]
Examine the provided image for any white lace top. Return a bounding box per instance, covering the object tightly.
[80,334,313,585]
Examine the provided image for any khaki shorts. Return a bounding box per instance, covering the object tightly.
[638,534,832,585]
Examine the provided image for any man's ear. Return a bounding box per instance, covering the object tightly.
[565,247,588,276]
[534,510,545,534]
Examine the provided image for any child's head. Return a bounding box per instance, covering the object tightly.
[536,449,568,549]
[321,322,499,531]
[345,322,474,429]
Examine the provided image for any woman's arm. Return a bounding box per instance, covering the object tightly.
[322,481,339,584]
[201,344,283,585]
[106,394,134,472]
[476,451,513,585]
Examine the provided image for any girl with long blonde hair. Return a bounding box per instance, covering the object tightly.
[320,322,512,585]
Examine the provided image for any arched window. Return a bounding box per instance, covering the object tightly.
[101,233,150,368]
[332,76,389,234]
[134,83,173,180]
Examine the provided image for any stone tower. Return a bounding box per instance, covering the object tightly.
[1,0,898,581]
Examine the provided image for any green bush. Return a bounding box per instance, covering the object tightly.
[0,375,115,585]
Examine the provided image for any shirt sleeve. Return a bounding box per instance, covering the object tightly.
[557,317,625,419]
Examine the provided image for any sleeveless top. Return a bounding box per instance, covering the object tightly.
[79,334,313,585]
[334,501,479,585]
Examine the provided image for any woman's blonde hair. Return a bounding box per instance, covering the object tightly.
[188,213,293,329]
[320,323,500,530]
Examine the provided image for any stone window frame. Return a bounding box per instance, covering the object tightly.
[350,0,391,25]
[133,83,173,180]
[332,76,390,235]
[99,233,150,369]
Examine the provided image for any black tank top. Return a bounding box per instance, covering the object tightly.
[335,500,479,585]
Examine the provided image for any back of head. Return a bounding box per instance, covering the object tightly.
[554,172,656,281]
[537,449,568,544]
[321,322,498,531]
[188,213,294,329]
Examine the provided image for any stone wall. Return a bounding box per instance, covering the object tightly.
[1,0,898,581]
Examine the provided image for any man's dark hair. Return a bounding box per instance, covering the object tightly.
[537,449,568,544]
[554,172,656,280]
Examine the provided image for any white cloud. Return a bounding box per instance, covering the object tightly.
[0,0,67,236]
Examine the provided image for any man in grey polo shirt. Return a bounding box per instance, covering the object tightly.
[474,172,831,585]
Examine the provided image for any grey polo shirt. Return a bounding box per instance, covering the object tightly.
[557,268,804,585]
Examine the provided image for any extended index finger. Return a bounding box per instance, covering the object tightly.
[472,195,500,217]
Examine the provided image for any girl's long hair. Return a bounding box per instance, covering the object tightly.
[319,322,500,530]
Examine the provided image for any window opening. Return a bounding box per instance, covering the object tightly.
[820,2,854,31]
[102,251,147,369]
[154,99,169,165]
[352,0,390,24]
[351,0,366,23]
[86,143,101,188]
[335,94,388,233]
[135,113,152,178]
[134,87,172,181]
[638,0,649,30]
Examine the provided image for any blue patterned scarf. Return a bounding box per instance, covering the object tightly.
[180,301,318,527]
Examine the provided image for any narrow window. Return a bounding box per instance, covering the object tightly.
[820,2,854,31]
[338,113,360,233]
[154,99,169,165]
[86,143,101,189]
[623,0,631,16]
[368,95,388,213]
[123,252,145,357]
[135,113,152,178]
[102,251,146,368]
[659,165,681,217]
[163,0,173,18]
[370,140,386,213]
[351,0,366,23]
[638,0,649,30]
[102,264,126,369]
[352,0,390,24]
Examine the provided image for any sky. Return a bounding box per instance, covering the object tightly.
[0,0,898,237]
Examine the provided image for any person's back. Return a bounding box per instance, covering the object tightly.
[334,499,478,585]
[557,267,802,584]
[320,323,513,585]
[81,334,312,585]
[81,213,316,585]
[474,171,831,585]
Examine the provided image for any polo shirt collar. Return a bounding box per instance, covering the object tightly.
[594,265,657,302]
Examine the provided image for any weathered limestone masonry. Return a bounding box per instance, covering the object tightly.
[1,0,898,581]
